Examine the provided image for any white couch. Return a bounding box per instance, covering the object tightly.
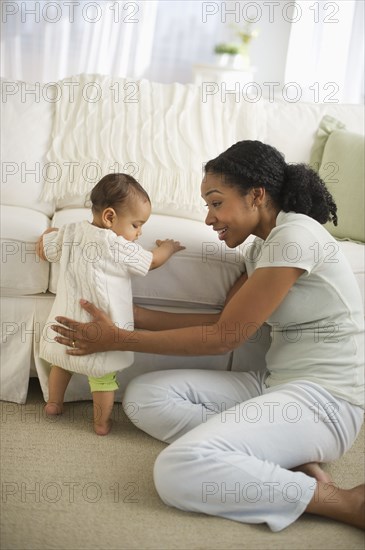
[1,74,364,404]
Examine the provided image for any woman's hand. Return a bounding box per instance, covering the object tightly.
[51,299,136,355]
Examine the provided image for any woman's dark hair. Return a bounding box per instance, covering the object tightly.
[90,173,150,214]
[205,140,337,225]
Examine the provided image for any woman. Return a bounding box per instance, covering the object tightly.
[51,141,364,531]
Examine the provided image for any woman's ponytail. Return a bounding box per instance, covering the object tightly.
[280,164,337,226]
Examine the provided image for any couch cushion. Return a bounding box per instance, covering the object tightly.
[309,115,365,244]
[309,115,346,170]
[309,117,364,243]
[320,130,364,243]
[264,100,364,164]
[0,205,50,295]
[0,79,55,217]
[48,209,246,307]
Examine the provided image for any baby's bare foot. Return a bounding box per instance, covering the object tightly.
[94,420,112,436]
[293,462,332,483]
[44,402,63,415]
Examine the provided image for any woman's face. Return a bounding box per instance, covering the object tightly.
[201,172,258,248]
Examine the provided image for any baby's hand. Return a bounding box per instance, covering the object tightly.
[150,239,185,269]
[155,239,186,254]
[36,228,59,260]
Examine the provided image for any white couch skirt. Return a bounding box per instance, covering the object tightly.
[2,295,270,404]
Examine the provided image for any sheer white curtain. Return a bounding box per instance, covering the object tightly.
[1,0,159,82]
[284,0,364,103]
[0,0,226,84]
[1,1,363,103]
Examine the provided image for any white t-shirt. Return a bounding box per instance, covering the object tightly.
[40,220,153,378]
[244,211,364,408]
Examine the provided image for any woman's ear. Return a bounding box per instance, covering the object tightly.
[252,187,265,207]
[101,208,116,228]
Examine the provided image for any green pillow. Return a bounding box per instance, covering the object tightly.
[309,115,364,243]
[319,129,364,243]
[309,115,346,171]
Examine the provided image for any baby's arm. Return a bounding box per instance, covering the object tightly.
[150,239,185,270]
[36,228,59,261]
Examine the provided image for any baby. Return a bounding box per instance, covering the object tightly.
[37,173,184,435]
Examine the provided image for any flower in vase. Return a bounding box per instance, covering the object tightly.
[213,23,258,69]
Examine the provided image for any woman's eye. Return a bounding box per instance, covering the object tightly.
[132,224,138,229]
[205,202,221,208]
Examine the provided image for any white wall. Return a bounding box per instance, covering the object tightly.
[249,7,292,87]
[145,1,293,88]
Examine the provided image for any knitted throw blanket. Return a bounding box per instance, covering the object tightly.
[41,74,264,219]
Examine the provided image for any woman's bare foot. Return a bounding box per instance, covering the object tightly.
[306,483,365,530]
[94,420,112,436]
[293,462,332,483]
[347,485,365,529]
[349,485,365,529]
[44,402,63,415]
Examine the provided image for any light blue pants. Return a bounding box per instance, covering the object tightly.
[123,369,363,531]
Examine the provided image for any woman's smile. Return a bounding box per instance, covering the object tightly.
[215,227,228,241]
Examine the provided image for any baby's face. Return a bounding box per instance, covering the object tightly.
[112,198,151,241]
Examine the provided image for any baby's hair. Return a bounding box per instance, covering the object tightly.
[205,140,337,225]
[90,173,150,214]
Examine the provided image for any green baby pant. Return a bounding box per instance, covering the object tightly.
[88,372,119,392]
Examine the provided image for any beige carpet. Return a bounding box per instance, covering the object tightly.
[1,378,364,550]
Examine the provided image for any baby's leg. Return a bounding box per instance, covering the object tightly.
[89,373,118,436]
[92,391,115,435]
[45,365,73,415]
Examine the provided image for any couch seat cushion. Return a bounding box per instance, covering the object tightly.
[49,210,246,308]
[0,205,50,295]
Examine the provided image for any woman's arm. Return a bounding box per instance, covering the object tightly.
[224,272,248,304]
[133,271,248,330]
[133,305,220,331]
[52,266,304,356]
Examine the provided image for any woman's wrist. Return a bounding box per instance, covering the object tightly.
[115,326,140,351]
[133,304,142,328]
